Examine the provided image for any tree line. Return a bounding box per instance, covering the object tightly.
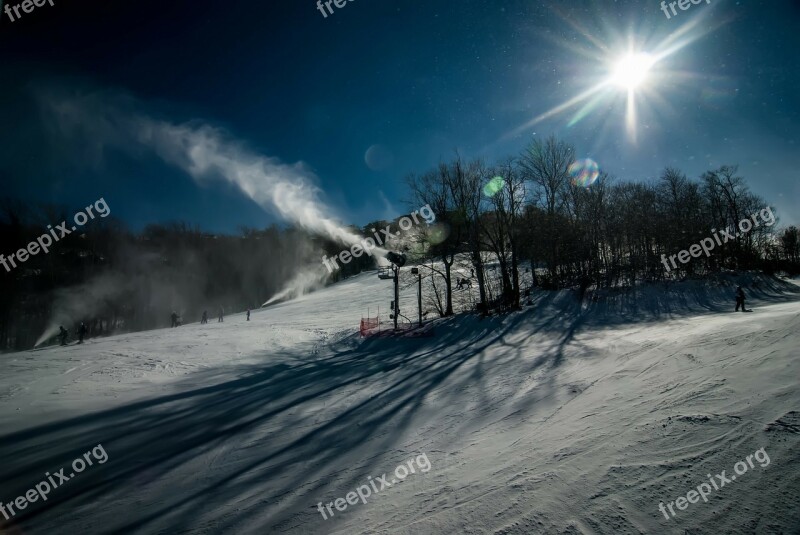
[405,135,800,316]
[2,134,798,349]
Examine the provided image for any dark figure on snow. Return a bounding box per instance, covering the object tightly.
[578,274,591,302]
[77,322,88,344]
[171,311,179,328]
[201,310,208,324]
[59,326,69,346]
[246,309,251,321]
[218,308,224,323]
[735,286,746,312]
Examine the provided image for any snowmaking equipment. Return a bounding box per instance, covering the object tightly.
[384,251,406,330]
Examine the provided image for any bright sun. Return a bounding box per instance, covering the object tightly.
[611,53,655,90]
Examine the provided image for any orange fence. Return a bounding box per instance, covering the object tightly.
[359,317,380,336]
[360,318,426,337]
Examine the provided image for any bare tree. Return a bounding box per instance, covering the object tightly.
[518,135,574,286]
[444,155,489,310]
[482,157,526,309]
[406,166,463,316]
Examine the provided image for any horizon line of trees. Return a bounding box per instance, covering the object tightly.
[2,134,799,349]
[404,135,800,316]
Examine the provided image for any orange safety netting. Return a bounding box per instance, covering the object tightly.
[359,317,380,336]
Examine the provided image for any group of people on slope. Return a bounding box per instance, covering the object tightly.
[58,322,88,346]
[194,307,251,326]
[455,268,476,290]
[56,305,254,347]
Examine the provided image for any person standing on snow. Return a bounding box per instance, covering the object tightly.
[201,310,208,324]
[735,286,746,312]
[171,311,179,328]
[59,326,69,346]
[246,309,250,321]
[218,307,224,323]
[77,322,88,344]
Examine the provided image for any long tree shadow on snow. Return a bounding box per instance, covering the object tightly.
[0,304,589,534]
[2,277,796,533]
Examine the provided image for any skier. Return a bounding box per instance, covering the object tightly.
[735,286,746,312]
[246,309,251,321]
[218,307,224,323]
[77,322,88,344]
[170,311,179,328]
[201,310,208,324]
[58,326,69,346]
[578,274,590,302]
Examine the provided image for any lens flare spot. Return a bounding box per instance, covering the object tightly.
[568,158,600,188]
[365,144,394,171]
[483,176,505,197]
[427,222,450,245]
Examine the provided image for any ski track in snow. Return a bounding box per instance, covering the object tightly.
[0,273,798,534]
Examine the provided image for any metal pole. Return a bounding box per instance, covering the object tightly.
[417,271,422,327]
[393,265,399,331]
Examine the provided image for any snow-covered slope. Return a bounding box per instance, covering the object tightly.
[1,273,798,534]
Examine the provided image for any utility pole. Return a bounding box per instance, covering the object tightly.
[393,264,399,331]
[411,267,421,327]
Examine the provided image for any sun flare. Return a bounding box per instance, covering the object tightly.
[497,9,726,148]
[611,53,655,90]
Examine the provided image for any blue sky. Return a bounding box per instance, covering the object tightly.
[0,0,798,231]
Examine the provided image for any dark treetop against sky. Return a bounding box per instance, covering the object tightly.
[0,0,798,231]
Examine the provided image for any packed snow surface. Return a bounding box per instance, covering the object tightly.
[1,272,798,534]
